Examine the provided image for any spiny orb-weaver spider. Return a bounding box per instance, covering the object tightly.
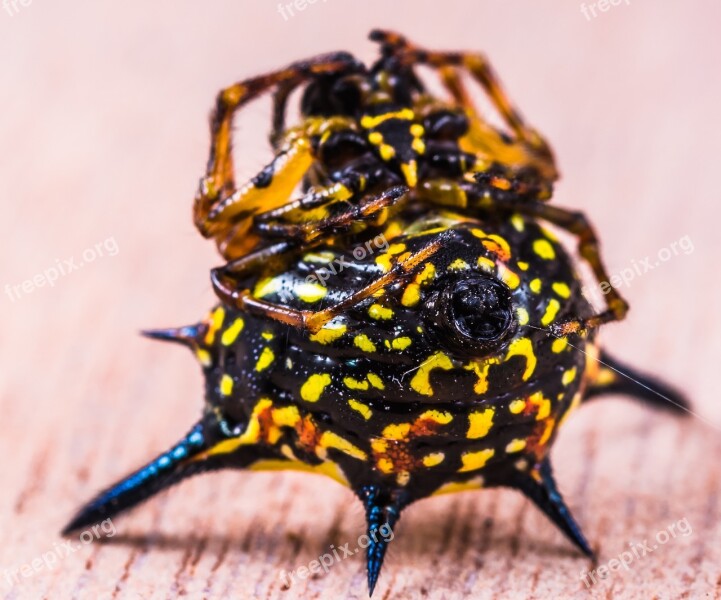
[64,30,688,595]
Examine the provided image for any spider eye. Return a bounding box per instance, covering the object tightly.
[424,275,515,356]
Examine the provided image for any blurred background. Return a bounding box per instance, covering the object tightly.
[1,1,719,598]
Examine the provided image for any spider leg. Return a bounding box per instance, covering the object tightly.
[512,458,594,558]
[585,350,690,414]
[370,29,556,181]
[198,115,358,259]
[193,53,363,252]
[212,230,443,333]
[359,485,407,596]
[212,183,408,287]
[254,183,408,243]
[417,176,628,334]
[516,201,629,335]
[419,144,553,203]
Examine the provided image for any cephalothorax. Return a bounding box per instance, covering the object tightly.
[64,31,688,595]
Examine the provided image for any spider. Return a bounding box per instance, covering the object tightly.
[192,29,628,339]
[63,31,689,596]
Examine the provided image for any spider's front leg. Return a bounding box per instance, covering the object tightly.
[211,200,446,335]
[193,52,363,258]
[420,174,628,333]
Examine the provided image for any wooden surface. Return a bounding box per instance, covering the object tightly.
[1,1,720,598]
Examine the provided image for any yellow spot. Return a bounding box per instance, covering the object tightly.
[505,337,537,380]
[354,334,377,353]
[448,258,470,271]
[506,439,527,453]
[253,276,281,298]
[401,283,421,306]
[344,377,369,391]
[272,405,300,428]
[541,299,561,326]
[397,471,411,486]
[204,307,226,345]
[416,262,436,284]
[196,348,211,368]
[464,359,498,395]
[388,243,407,255]
[295,281,327,303]
[377,457,394,474]
[309,321,347,345]
[304,251,336,264]
[221,318,245,346]
[477,256,496,273]
[380,144,396,161]
[391,337,412,350]
[348,399,372,420]
[401,161,418,186]
[411,138,426,154]
[510,214,525,232]
[410,123,424,137]
[319,431,367,461]
[361,108,414,129]
[369,304,393,320]
[300,373,331,402]
[367,372,385,390]
[419,410,453,425]
[498,264,520,289]
[516,307,530,326]
[255,347,275,372]
[467,408,495,439]
[552,282,571,298]
[261,331,274,341]
[509,399,526,414]
[529,391,551,420]
[423,452,445,467]
[410,352,454,396]
[529,278,542,293]
[368,131,383,144]
[552,337,568,353]
[382,422,411,440]
[375,253,394,273]
[517,261,529,271]
[371,438,388,454]
[562,367,577,386]
[459,449,495,472]
[533,239,556,260]
[432,476,484,495]
[219,374,233,396]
